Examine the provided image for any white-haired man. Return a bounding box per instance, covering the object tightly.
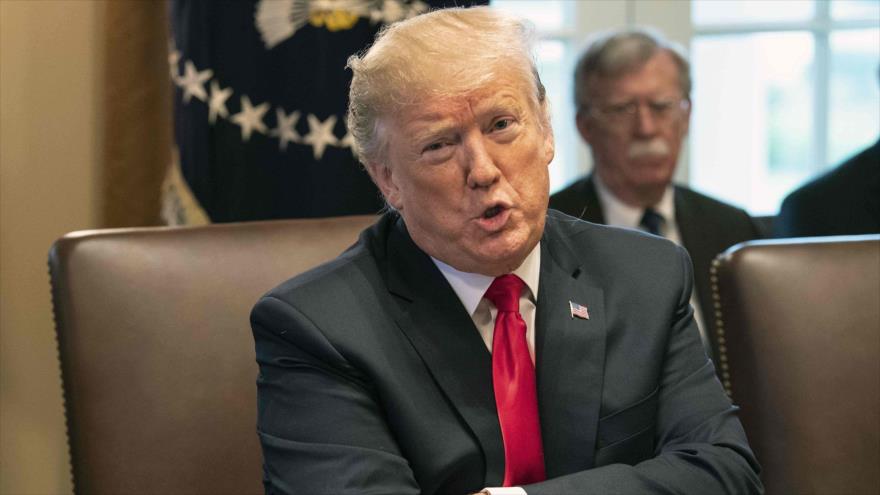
[550,29,762,363]
[252,8,762,494]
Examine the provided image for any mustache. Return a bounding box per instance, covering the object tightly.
[627,139,670,159]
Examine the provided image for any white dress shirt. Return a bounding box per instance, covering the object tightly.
[432,243,541,362]
[431,244,541,495]
[593,173,681,245]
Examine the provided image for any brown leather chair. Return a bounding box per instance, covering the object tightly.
[48,215,376,494]
[712,234,880,495]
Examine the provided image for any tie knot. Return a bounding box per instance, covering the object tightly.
[484,274,525,312]
[639,207,664,236]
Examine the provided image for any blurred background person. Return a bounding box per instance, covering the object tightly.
[549,29,763,363]
[774,135,879,237]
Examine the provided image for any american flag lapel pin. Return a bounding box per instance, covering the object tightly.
[569,301,590,320]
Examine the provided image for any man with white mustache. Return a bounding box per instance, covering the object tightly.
[550,28,762,363]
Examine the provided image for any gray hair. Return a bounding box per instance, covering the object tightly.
[346,6,548,167]
[573,28,691,111]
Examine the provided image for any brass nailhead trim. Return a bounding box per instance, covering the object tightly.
[710,258,734,397]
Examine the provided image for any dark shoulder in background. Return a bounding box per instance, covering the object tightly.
[774,139,880,238]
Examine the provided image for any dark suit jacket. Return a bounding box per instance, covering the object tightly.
[251,211,761,494]
[549,175,762,362]
[774,139,880,237]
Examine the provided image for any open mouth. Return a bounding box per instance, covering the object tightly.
[476,203,511,232]
[483,205,504,219]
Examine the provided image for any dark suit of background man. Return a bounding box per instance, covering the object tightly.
[774,137,880,237]
[549,29,762,364]
[251,7,761,494]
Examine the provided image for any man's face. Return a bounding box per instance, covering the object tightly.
[577,51,690,206]
[369,77,554,276]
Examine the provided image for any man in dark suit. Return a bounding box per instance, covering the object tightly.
[252,8,761,494]
[549,29,761,363]
[774,138,880,237]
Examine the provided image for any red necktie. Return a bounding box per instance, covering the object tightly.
[484,274,546,486]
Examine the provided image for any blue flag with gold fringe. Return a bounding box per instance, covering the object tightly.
[164,0,485,224]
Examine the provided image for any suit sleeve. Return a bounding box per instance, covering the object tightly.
[774,191,824,238]
[522,246,763,495]
[251,295,420,495]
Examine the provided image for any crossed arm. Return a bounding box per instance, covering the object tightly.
[251,247,762,494]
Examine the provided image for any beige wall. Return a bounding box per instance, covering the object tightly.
[1,1,105,493]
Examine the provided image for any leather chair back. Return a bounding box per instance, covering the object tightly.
[48,215,376,494]
[712,235,880,495]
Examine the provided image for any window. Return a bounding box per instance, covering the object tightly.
[491,0,581,193]
[690,0,879,214]
[492,0,879,215]
[490,0,649,193]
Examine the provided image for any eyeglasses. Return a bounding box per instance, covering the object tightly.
[585,98,690,129]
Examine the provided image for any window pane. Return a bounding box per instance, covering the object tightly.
[690,32,815,215]
[831,0,880,22]
[692,0,815,25]
[491,1,583,192]
[533,40,578,193]
[491,0,569,31]
[828,29,880,166]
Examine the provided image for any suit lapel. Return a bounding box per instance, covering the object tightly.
[383,217,505,485]
[674,186,701,268]
[535,217,607,476]
[674,188,705,299]
[580,175,606,224]
[673,188,717,356]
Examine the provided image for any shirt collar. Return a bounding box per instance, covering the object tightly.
[432,242,541,316]
[593,173,675,230]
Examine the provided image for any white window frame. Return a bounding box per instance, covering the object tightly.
[691,0,879,179]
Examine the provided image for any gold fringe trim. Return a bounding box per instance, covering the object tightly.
[160,147,211,226]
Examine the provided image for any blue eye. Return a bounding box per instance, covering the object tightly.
[493,119,512,131]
